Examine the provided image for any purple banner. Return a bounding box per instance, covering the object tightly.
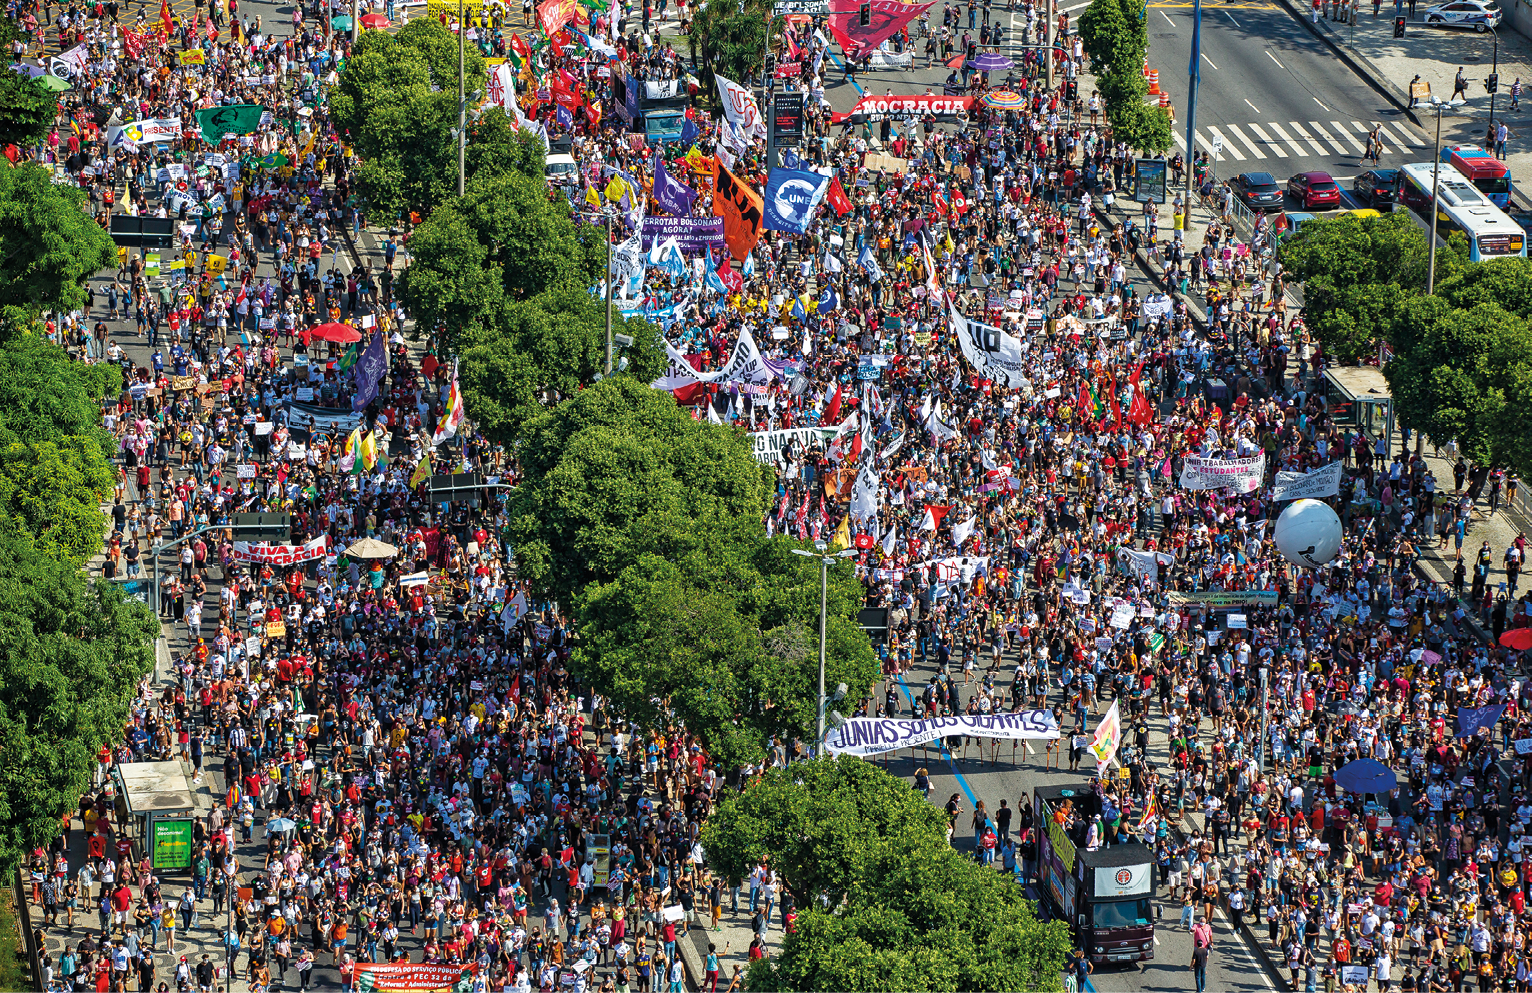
[352,331,388,412]
[652,160,697,218]
[640,216,725,252]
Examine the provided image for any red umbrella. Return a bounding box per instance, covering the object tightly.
[1501,627,1532,651]
[309,322,361,344]
[360,12,390,28]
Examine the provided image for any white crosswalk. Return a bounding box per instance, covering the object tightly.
[1172,119,1426,166]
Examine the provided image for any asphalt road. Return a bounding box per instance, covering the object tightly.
[1147,0,1432,200]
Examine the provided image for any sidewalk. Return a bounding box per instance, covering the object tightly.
[1287,0,1532,181]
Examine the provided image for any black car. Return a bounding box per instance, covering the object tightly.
[1231,172,1284,213]
[1352,169,1399,206]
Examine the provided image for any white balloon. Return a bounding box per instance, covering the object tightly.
[1274,499,1343,569]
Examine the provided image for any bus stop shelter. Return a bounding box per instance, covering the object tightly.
[113,761,214,873]
[1323,366,1394,453]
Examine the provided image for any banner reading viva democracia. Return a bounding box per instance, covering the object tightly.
[230,535,328,566]
[350,962,476,992]
[832,93,976,125]
[825,711,1059,757]
[1178,454,1265,493]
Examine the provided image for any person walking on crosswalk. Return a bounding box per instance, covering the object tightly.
[1453,67,1469,100]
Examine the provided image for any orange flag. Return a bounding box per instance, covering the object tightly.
[712,159,763,261]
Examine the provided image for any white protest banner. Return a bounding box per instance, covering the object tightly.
[1116,546,1172,587]
[748,427,832,465]
[1109,603,1136,629]
[236,464,258,479]
[1272,461,1343,502]
[824,710,1060,756]
[949,301,1028,388]
[1515,738,1532,756]
[867,49,913,68]
[652,329,776,392]
[230,535,327,565]
[1179,454,1265,493]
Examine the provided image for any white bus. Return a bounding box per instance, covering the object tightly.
[1397,161,1527,261]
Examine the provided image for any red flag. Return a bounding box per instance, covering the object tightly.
[123,30,147,58]
[1076,381,1093,423]
[1129,361,1144,388]
[206,16,218,40]
[944,51,966,69]
[920,504,950,531]
[825,383,843,423]
[537,0,577,35]
[510,33,533,62]
[826,176,853,216]
[1128,391,1153,428]
[158,0,173,36]
[717,258,743,294]
[849,428,863,463]
[1109,386,1124,430]
[827,0,934,58]
[584,100,602,127]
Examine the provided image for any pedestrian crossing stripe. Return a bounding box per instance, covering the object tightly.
[1172,120,1424,163]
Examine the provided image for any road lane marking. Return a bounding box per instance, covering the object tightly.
[1306,120,1354,157]
[1225,9,1241,24]
[1328,120,1367,156]
[1314,97,1331,112]
[1206,126,1244,160]
[1244,123,1291,157]
[1202,52,1219,70]
[1224,124,1268,159]
[1287,121,1330,157]
[1194,129,1227,162]
[1264,122,1309,158]
[1245,98,1260,114]
[1266,50,1284,68]
[1162,10,1177,23]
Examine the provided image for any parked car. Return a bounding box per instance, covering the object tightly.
[1352,169,1399,207]
[1286,171,1343,210]
[1421,0,1502,31]
[1231,172,1284,212]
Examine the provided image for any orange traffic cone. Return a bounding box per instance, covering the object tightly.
[1148,69,1160,96]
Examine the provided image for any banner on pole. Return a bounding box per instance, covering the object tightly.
[824,711,1059,756]
[1178,454,1264,493]
[1271,461,1343,501]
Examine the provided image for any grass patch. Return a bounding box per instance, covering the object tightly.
[0,883,34,991]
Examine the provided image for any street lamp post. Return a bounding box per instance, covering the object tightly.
[1488,26,1500,136]
[576,210,616,375]
[1426,95,1468,295]
[457,0,466,197]
[791,542,856,751]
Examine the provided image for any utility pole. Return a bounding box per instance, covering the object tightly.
[1426,96,1466,294]
[791,543,855,753]
[577,210,616,374]
[1044,0,1053,93]
[1184,0,1201,233]
[457,0,466,197]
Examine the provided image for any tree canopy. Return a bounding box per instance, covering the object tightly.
[718,759,1073,993]
[459,285,667,445]
[0,335,155,877]
[700,756,948,906]
[1078,0,1171,153]
[689,0,774,92]
[0,21,56,150]
[0,164,118,334]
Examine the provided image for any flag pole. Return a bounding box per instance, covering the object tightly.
[1183,0,1201,232]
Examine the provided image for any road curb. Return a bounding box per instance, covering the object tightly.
[1270,0,1426,130]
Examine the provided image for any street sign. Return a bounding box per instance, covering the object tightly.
[429,473,485,507]
[1210,135,1224,157]
[230,512,292,542]
[109,214,177,249]
[772,91,805,140]
[772,0,830,12]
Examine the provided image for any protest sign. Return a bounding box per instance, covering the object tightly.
[1179,454,1265,493]
[824,711,1059,756]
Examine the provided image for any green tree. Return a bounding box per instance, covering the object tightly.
[1435,256,1532,318]
[701,756,948,907]
[749,818,1073,992]
[396,171,605,352]
[0,165,118,334]
[464,106,547,185]
[1079,0,1146,77]
[328,19,488,221]
[459,285,667,445]
[1107,100,1174,155]
[690,0,774,92]
[0,21,56,150]
[0,522,157,876]
[507,378,775,607]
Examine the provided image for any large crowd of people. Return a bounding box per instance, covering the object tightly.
[11,0,1532,991]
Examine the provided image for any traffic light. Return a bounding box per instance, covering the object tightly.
[1393,14,1405,35]
[1487,72,1499,93]
[765,53,776,77]
[859,2,871,25]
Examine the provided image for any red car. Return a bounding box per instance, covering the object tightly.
[1287,171,1343,209]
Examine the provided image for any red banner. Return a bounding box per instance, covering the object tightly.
[229,536,328,566]
[712,160,764,262]
[537,0,579,35]
[831,93,976,125]
[827,0,934,57]
[349,963,476,992]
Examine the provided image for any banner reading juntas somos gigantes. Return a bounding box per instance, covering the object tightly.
[824,711,1060,756]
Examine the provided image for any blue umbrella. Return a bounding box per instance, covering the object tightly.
[1332,757,1397,795]
[967,52,1014,72]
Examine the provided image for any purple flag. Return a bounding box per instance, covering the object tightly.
[651,154,697,217]
[352,331,388,412]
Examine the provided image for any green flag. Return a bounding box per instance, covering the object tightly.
[338,343,360,371]
[194,104,265,145]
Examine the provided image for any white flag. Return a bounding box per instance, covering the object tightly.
[714,72,767,140]
[1088,700,1123,774]
[850,461,880,524]
[952,515,976,548]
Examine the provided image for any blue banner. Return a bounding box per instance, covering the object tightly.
[351,331,388,412]
[762,166,830,234]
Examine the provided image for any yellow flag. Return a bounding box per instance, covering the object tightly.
[830,515,851,552]
[345,426,362,457]
[409,454,431,489]
[604,175,627,202]
[360,430,378,470]
[205,254,228,275]
[685,144,708,173]
[585,185,601,208]
[178,48,205,65]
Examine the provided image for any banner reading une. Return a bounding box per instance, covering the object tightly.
[825,711,1059,756]
[1178,454,1264,493]
[350,962,476,992]
[230,535,328,566]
